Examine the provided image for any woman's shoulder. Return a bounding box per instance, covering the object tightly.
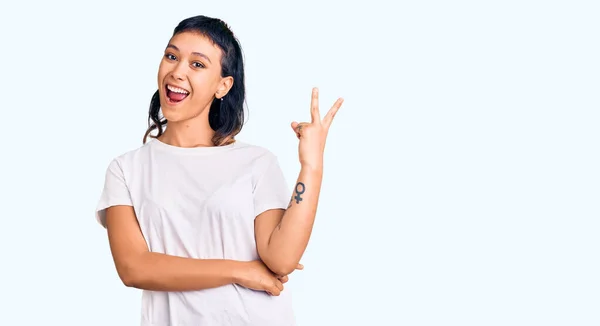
[233,140,271,153]
[104,140,155,167]
[231,140,281,161]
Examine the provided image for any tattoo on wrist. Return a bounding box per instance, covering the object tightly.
[293,182,306,204]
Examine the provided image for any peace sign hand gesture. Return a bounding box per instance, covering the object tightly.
[291,88,344,171]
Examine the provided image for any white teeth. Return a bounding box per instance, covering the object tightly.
[167,85,189,94]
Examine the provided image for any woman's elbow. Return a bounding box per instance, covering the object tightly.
[115,259,145,288]
[268,260,298,277]
[260,249,300,276]
[116,265,137,287]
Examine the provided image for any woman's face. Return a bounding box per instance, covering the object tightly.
[157,31,233,123]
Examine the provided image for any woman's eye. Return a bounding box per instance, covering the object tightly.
[165,54,176,60]
[192,62,205,68]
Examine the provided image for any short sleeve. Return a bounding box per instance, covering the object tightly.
[95,159,133,228]
[253,156,291,217]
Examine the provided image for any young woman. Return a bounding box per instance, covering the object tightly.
[95,15,343,325]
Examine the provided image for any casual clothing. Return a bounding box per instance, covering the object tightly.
[95,138,295,326]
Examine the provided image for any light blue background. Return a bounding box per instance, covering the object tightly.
[0,0,598,325]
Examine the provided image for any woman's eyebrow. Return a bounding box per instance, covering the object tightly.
[166,44,212,64]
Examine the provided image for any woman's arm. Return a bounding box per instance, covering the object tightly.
[255,88,343,276]
[106,205,240,291]
[255,166,322,276]
[106,205,286,294]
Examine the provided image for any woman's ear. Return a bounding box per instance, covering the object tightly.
[216,76,234,99]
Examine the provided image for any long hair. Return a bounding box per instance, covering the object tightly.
[143,15,246,146]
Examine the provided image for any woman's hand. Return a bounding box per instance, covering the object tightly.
[234,260,303,296]
[291,88,344,171]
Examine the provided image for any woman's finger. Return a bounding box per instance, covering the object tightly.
[291,122,309,139]
[323,97,344,128]
[310,87,320,124]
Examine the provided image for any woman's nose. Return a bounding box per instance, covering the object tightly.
[170,63,186,81]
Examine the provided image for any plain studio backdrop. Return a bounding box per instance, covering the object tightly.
[0,1,598,325]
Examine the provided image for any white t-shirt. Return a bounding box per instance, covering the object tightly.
[95,138,295,326]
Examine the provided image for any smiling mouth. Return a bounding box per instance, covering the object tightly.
[166,85,190,103]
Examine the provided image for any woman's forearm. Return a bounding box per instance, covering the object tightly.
[123,252,243,291]
[264,165,323,275]
[260,87,343,275]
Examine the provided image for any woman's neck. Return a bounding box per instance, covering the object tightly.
[158,121,215,148]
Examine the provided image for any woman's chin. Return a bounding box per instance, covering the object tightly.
[162,111,183,122]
